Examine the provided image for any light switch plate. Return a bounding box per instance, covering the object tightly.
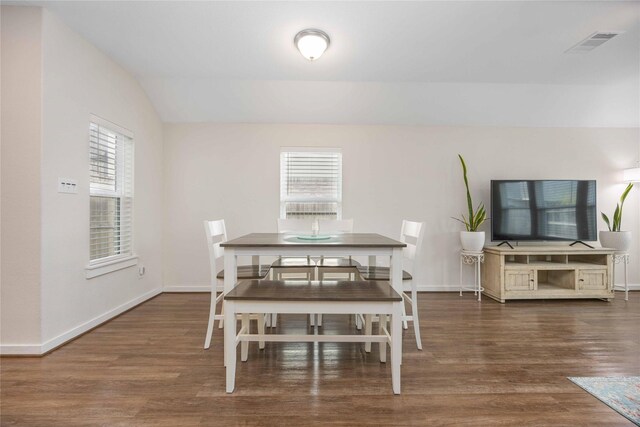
[58,178,78,194]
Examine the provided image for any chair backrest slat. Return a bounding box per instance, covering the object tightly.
[204,219,227,284]
[400,220,425,279]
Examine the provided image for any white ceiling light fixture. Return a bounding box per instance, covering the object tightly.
[294,29,330,61]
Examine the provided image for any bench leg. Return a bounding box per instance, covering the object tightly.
[225,302,236,393]
[391,305,402,394]
[241,313,250,362]
[364,314,373,353]
[378,314,386,363]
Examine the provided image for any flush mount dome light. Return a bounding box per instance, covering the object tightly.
[294,29,330,61]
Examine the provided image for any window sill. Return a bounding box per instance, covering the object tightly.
[85,255,138,279]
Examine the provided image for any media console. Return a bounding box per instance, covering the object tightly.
[482,246,615,303]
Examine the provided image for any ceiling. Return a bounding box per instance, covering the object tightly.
[21,1,640,126]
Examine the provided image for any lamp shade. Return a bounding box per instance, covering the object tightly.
[294,29,330,61]
[623,167,640,182]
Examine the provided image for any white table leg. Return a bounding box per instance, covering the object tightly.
[225,301,236,393]
[223,249,237,367]
[241,313,250,362]
[390,248,402,295]
[390,247,403,367]
[251,255,264,326]
[364,314,372,353]
[224,249,238,295]
[391,302,402,395]
[257,313,265,350]
[378,314,387,363]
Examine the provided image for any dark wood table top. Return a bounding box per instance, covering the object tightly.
[221,233,406,248]
[224,279,403,302]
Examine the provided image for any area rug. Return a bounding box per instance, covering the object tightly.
[568,376,640,425]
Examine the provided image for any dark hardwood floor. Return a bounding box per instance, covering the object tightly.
[2,292,639,426]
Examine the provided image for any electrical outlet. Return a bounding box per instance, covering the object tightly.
[57,178,78,194]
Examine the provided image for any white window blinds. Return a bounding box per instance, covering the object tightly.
[89,119,134,263]
[280,148,342,219]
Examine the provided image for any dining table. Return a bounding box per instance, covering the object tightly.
[220,232,407,296]
[219,232,408,392]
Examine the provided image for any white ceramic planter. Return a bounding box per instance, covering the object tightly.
[460,231,485,252]
[599,231,632,252]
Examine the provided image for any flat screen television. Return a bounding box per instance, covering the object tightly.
[491,180,597,242]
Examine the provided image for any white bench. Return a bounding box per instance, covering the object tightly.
[223,279,404,394]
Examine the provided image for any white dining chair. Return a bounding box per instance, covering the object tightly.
[203,219,270,349]
[268,218,317,327]
[358,220,425,350]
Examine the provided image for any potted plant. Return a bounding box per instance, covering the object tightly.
[600,183,634,251]
[453,154,487,251]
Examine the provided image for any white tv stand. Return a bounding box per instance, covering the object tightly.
[482,245,615,303]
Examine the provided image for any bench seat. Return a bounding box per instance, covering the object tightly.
[223,279,403,395]
[225,279,402,302]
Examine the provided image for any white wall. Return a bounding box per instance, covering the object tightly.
[0,6,165,354]
[0,6,43,351]
[38,10,164,349]
[163,123,640,291]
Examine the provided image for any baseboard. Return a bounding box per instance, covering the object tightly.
[0,287,162,356]
[0,344,43,356]
[163,284,211,292]
[417,285,460,292]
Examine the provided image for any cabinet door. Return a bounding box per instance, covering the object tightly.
[505,270,535,291]
[578,269,608,290]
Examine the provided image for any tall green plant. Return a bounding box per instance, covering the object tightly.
[453,154,487,232]
[601,183,634,231]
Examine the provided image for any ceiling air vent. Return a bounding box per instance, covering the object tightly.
[565,31,623,54]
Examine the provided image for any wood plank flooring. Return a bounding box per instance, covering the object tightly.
[2,292,639,426]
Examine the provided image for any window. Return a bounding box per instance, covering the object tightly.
[89,117,134,264]
[280,148,342,219]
